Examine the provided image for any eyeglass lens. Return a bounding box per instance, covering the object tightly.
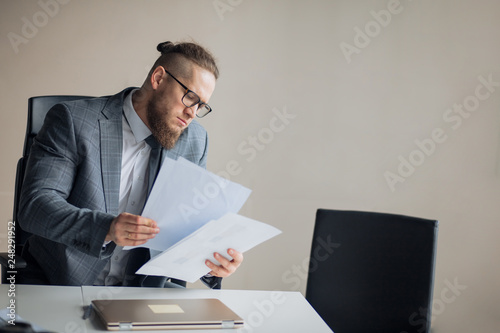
[182,92,211,117]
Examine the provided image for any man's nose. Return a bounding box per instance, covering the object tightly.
[184,104,197,118]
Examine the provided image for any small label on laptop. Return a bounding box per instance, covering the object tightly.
[148,304,184,314]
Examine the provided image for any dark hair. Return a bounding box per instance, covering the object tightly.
[152,41,219,80]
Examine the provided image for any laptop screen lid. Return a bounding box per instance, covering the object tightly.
[91,298,244,331]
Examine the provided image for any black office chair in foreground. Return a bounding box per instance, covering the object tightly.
[306,209,438,333]
[0,95,92,284]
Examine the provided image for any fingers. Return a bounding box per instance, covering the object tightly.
[205,248,243,278]
[106,213,160,246]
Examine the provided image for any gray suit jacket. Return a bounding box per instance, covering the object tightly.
[18,87,218,287]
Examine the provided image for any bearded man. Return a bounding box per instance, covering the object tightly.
[18,41,242,288]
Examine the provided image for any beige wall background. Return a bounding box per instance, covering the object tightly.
[1,0,499,331]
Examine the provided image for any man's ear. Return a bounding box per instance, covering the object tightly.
[150,66,165,90]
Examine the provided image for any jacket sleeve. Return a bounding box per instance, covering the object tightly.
[200,274,222,289]
[18,103,116,258]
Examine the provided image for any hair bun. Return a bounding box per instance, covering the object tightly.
[157,41,174,54]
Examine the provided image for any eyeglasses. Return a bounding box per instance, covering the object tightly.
[162,67,212,118]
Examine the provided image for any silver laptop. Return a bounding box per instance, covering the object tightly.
[91,298,244,331]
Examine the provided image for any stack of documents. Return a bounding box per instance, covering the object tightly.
[126,157,281,283]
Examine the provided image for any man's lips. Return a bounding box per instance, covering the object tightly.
[177,117,188,126]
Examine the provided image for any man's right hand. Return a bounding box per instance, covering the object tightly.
[105,212,160,246]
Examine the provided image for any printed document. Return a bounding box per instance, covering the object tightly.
[136,213,281,282]
[123,157,281,281]
[125,157,252,252]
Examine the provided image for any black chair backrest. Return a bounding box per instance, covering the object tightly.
[306,209,438,333]
[14,96,93,245]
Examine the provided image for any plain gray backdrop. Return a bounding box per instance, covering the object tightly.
[1,1,499,331]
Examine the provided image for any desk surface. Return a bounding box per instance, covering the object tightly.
[1,284,332,333]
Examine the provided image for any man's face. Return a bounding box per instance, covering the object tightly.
[146,64,216,149]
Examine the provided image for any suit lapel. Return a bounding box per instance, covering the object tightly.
[98,89,132,215]
[99,118,122,215]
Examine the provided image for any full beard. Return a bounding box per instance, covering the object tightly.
[146,100,183,150]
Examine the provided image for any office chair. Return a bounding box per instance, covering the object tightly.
[305,209,438,333]
[0,95,188,288]
[0,95,93,284]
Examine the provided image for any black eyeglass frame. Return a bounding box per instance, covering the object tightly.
[162,67,212,118]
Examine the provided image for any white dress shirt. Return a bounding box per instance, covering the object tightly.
[95,89,153,286]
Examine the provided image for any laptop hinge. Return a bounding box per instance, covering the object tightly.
[221,320,235,329]
[118,322,133,330]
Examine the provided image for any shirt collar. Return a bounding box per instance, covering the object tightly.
[123,89,152,143]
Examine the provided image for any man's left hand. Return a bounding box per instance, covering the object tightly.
[205,248,243,278]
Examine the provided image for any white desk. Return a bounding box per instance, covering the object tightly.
[1,285,332,333]
[0,284,87,332]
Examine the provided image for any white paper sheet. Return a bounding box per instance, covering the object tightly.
[125,157,252,252]
[136,213,281,283]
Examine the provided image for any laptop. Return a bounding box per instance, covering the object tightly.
[91,298,244,331]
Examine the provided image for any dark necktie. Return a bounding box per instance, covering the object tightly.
[145,134,162,196]
[122,134,165,287]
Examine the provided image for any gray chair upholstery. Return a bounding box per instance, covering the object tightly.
[0,96,93,284]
